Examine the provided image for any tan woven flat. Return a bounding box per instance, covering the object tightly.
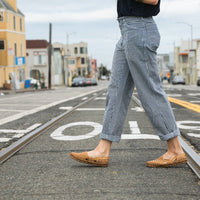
[146,153,187,168]
[70,152,109,167]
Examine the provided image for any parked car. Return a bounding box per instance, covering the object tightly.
[197,77,200,86]
[71,77,87,87]
[86,78,92,86]
[101,75,107,80]
[91,79,98,86]
[172,75,185,85]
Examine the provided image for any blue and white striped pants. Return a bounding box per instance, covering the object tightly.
[100,16,180,142]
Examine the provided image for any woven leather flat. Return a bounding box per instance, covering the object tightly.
[146,153,187,168]
[70,152,109,167]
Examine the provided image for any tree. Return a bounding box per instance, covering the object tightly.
[98,64,111,79]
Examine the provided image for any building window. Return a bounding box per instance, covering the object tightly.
[34,52,47,65]
[182,55,188,63]
[80,47,85,54]
[21,44,23,56]
[81,57,85,64]
[13,16,16,30]
[0,11,4,22]
[6,12,9,22]
[68,59,76,65]
[18,68,25,82]
[0,40,5,50]
[14,43,17,56]
[74,47,78,54]
[20,18,22,31]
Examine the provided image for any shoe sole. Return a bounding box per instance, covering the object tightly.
[70,154,108,167]
[146,158,187,168]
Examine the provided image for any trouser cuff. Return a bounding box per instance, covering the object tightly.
[100,133,121,143]
[159,129,180,141]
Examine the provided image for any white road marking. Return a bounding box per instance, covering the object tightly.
[26,124,42,131]
[190,101,200,103]
[0,109,26,112]
[59,107,73,110]
[0,138,10,142]
[0,88,106,126]
[167,94,182,97]
[82,97,88,101]
[59,107,105,111]
[59,107,142,111]
[129,121,140,134]
[188,93,200,96]
[187,133,200,138]
[0,123,42,142]
[12,133,24,138]
[121,134,160,140]
[50,121,160,141]
[177,121,200,131]
[0,123,42,134]
[95,97,106,100]
[77,108,105,111]
[131,107,144,112]
[122,121,160,140]
[50,121,102,141]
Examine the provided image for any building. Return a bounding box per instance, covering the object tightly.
[27,40,65,87]
[91,59,98,79]
[53,41,92,86]
[53,47,65,85]
[174,40,198,84]
[157,54,170,78]
[68,42,90,77]
[195,39,200,79]
[0,0,26,89]
[26,40,49,87]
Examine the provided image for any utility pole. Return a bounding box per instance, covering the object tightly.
[48,23,52,89]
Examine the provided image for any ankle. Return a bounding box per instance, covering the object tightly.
[94,139,112,157]
[167,137,184,155]
[95,146,110,157]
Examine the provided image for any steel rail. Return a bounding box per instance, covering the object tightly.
[0,90,104,164]
[132,94,200,179]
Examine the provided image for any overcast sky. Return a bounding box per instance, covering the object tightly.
[18,0,200,69]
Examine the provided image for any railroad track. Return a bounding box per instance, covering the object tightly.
[132,95,200,179]
[0,90,104,165]
[1,91,200,180]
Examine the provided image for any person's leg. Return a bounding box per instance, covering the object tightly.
[70,37,135,165]
[123,17,186,166]
[88,38,135,158]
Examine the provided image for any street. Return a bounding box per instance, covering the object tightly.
[0,83,200,199]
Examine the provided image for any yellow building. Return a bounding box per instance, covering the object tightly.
[0,0,26,89]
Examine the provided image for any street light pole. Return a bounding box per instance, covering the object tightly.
[177,22,193,49]
[48,23,52,89]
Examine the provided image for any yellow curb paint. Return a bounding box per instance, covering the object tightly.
[168,97,200,114]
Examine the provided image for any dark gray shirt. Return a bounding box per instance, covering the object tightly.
[117,0,160,18]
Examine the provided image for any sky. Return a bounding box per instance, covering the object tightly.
[17,0,200,69]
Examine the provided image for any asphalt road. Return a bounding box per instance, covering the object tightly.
[163,84,200,152]
[0,85,200,200]
[0,82,108,149]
